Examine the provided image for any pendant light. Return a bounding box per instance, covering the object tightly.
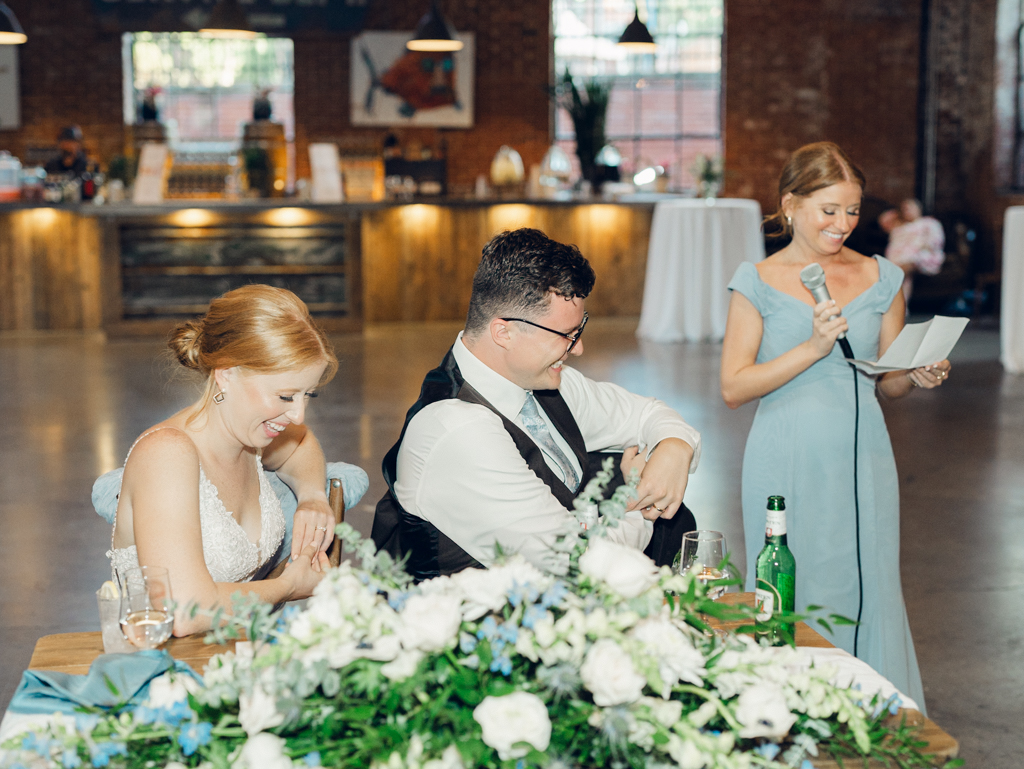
[617,5,656,52]
[406,1,463,52]
[0,3,26,45]
[200,0,258,39]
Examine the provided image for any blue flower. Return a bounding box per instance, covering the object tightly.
[304,752,322,767]
[177,721,213,756]
[506,581,539,608]
[61,749,82,769]
[161,700,194,727]
[73,714,100,734]
[459,633,478,654]
[522,604,547,629]
[387,591,410,612]
[800,761,814,769]
[20,733,52,756]
[88,742,127,768]
[490,653,512,676]
[540,582,568,609]
[477,616,498,641]
[753,743,781,760]
[497,623,518,644]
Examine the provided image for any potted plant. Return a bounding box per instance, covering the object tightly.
[555,69,610,189]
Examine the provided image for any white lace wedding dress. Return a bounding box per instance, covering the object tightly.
[106,428,285,585]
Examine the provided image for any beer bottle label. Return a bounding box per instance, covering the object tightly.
[765,508,786,537]
[755,581,780,622]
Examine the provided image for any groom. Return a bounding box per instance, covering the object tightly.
[371,228,701,578]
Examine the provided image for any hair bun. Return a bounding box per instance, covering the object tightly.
[168,320,204,370]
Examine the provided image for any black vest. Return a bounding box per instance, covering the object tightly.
[370,348,695,580]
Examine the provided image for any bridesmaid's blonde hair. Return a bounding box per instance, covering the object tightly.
[765,142,866,238]
[168,285,337,420]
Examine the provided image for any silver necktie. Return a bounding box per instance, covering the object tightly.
[519,393,580,492]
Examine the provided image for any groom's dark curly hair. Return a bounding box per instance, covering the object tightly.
[464,228,595,338]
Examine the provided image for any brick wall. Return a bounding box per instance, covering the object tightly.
[0,0,553,195]
[724,0,924,216]
[0,0,126,165]
[0,0,1011,273]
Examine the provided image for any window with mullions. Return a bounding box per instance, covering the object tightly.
[123,32,295,151]
[553,0,723,191]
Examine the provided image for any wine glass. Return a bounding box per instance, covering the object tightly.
[679,530,729,600]
[119,566,174,650]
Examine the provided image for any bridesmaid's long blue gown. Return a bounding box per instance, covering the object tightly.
[729,255,926,712]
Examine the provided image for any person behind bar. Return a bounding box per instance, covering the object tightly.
[44,125,89,178]
[371,228,701,579]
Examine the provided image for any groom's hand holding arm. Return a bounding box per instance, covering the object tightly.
[626,438,694,520]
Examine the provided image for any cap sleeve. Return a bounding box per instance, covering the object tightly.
[727,261,765,314]
[874,255,904,310]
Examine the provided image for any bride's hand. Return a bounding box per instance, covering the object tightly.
[281,543,329,599]
[291,498,335,561]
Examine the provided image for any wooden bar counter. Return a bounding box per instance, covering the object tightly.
[0,198,661,334]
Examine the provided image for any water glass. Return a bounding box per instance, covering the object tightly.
[679,530,729,600]
[119,566,174,650]
[97,587,135,654]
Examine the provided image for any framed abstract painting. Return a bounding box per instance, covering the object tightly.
[350,32,475,128]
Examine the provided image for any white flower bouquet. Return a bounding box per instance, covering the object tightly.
[2,467,957,769]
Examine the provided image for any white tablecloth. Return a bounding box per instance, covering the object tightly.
[637,198,765,343]
[1001,206,1024,373]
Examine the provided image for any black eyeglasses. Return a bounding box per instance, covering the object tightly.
[501,312,588,354]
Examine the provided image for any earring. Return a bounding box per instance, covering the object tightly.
[213,390,225,404]
[785,214,792,227]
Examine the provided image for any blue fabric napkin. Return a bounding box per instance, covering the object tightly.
[8,650,199,716]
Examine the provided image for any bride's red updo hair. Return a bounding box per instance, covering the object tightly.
[168,285,337,414]
[764,142,866,238]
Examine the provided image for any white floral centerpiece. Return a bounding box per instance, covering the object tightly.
[2,464,957,769]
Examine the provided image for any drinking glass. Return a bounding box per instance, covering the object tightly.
[678,530,729,600]
[119,566,174,650]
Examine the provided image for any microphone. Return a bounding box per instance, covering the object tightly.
[799,263,854,359]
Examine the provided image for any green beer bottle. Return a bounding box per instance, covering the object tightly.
[754,495,796,644]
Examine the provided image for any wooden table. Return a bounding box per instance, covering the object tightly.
[28,633,234,677]
[26,599,957,767]
[714,593,958,767]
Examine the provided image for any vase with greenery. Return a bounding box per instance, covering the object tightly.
[555,69,610,188]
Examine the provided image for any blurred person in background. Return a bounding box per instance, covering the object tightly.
[879,198,945,304]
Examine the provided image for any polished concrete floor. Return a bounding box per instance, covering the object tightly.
[0,319,1018,766]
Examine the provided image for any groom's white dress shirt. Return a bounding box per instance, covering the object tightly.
[394,333,702,573]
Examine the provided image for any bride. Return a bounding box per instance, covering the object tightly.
[108,285,337,635]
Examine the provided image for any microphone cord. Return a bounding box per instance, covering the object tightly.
[849,360,864,656]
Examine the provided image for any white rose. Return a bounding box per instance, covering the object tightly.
[381,649,424,681]
[630,617,707,692]
[238,685,285,737]
[145,673,190,709]
[423,744,464,769]
[734,682,797,739]
[450,558,548,620]
[234,732,292,769]
[666,733,705,769]
[398,593,463,652]
[580,638,646,706]
[578,538,660,599]
[473,692,552,760]
[639,695,684,727]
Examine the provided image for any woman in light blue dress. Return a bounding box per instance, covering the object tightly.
[721,143,950,711]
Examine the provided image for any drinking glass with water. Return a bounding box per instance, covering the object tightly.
[119,566,174,650]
